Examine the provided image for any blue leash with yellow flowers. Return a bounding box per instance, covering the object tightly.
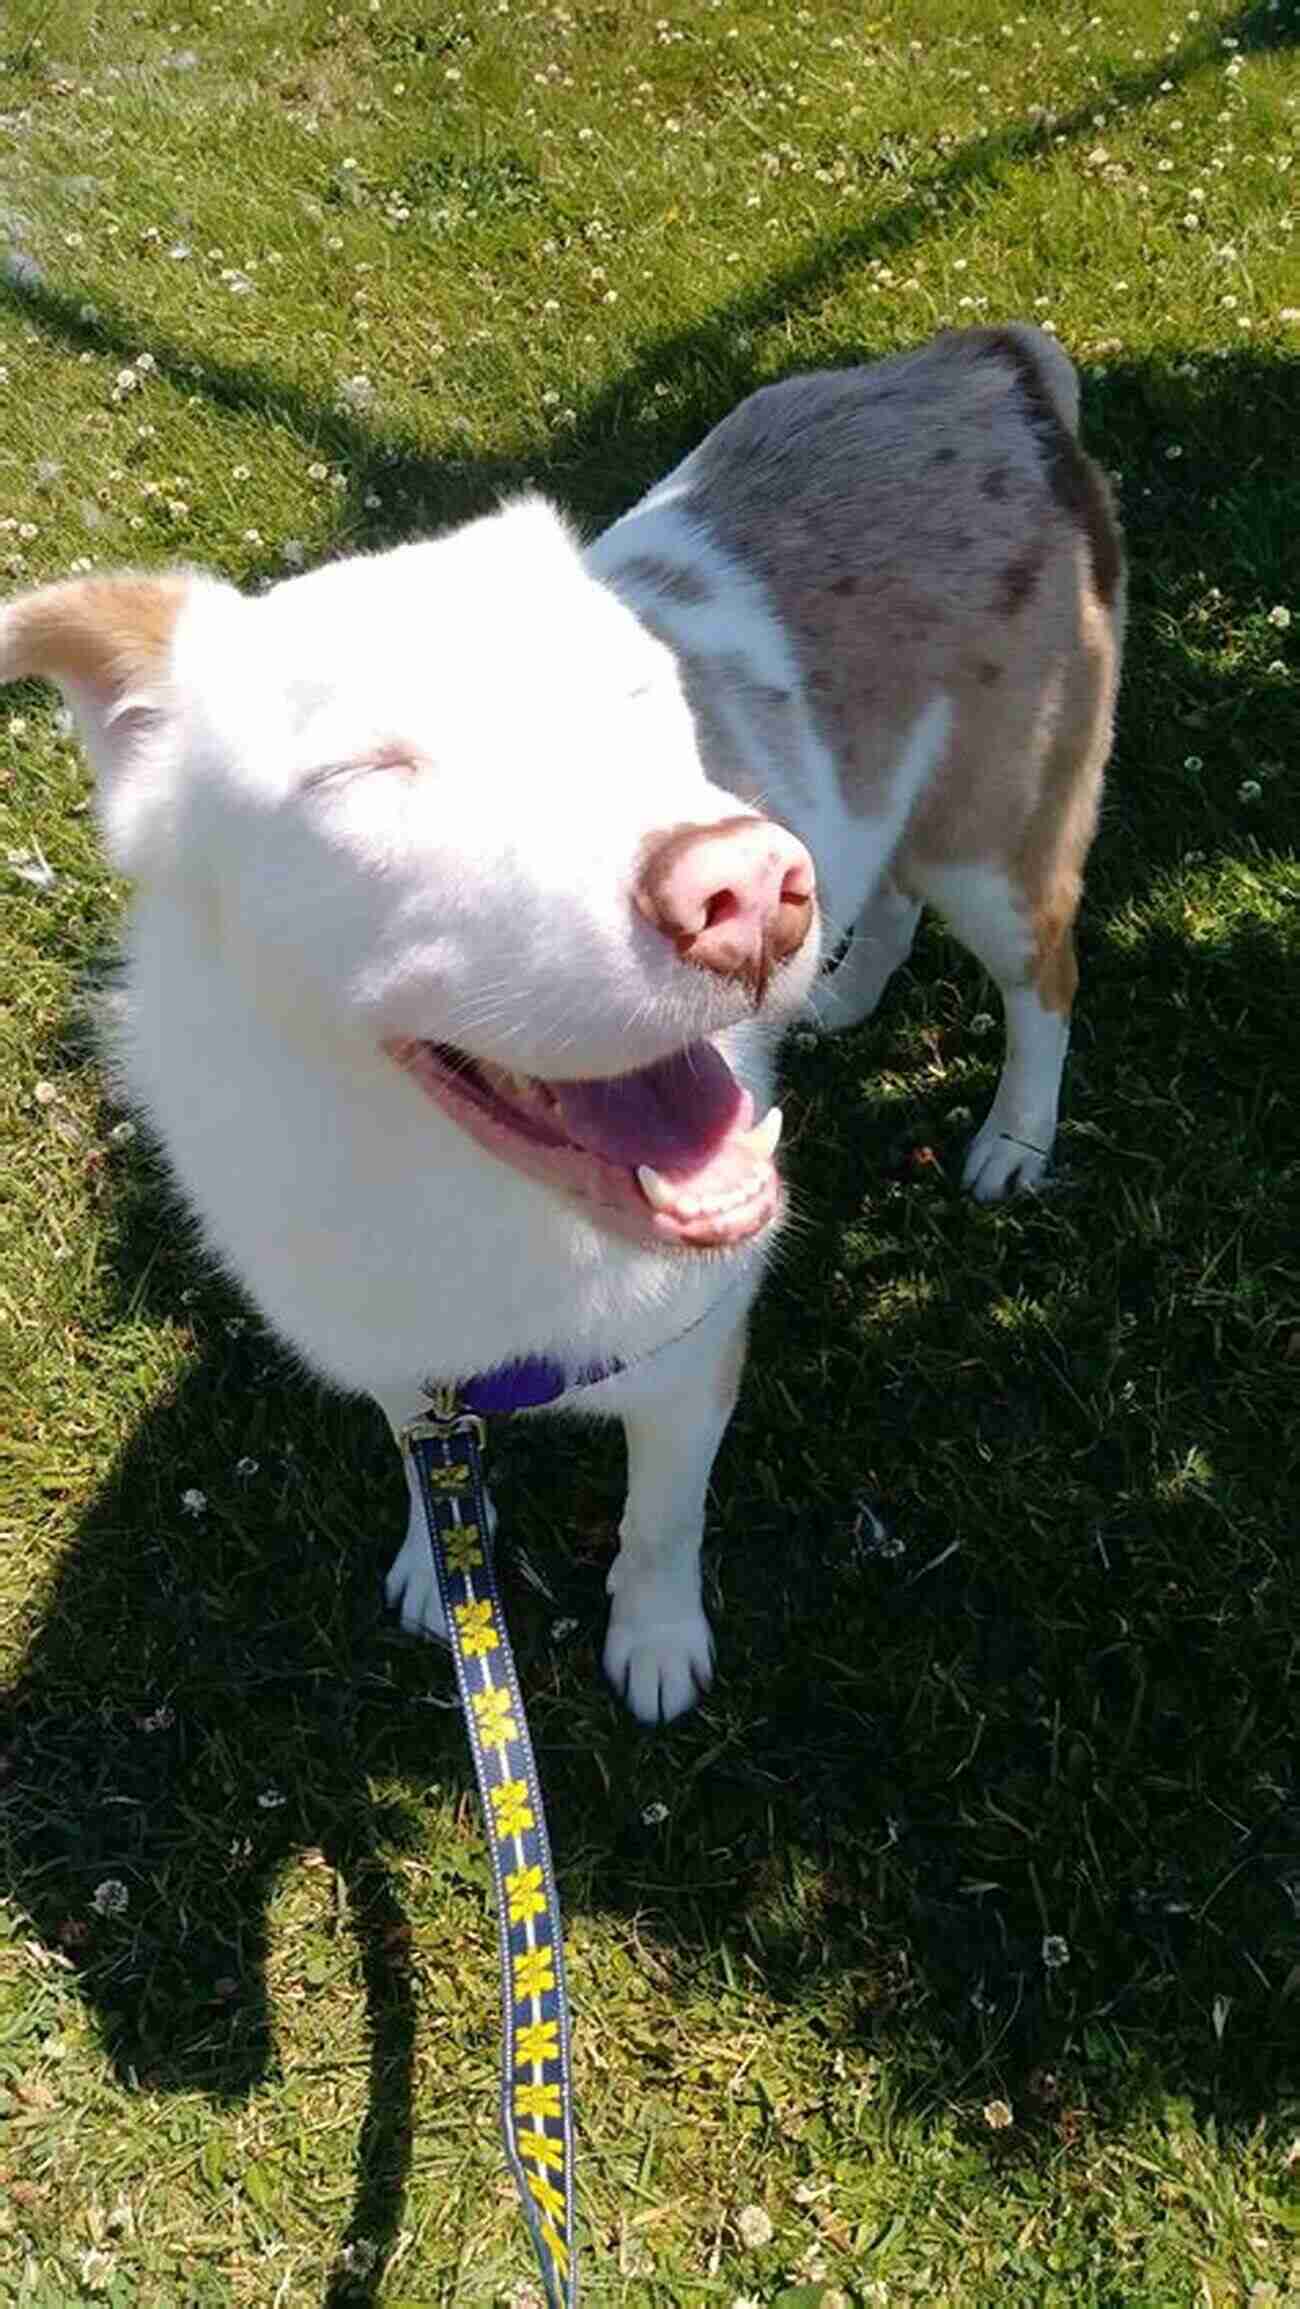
[403,1387,577,2309]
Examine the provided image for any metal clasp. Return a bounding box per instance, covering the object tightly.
[400,1384,487,1459]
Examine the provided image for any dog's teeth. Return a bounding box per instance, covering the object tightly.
[636,1164,678,1213]
[745,1106,783,1160]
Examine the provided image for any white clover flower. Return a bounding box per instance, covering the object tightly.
[1266,604,1291,630]
[640,1800,669,1826]
[336,373,375,412]
[257,1786,286,1809]
[235,1455,259,1478]
[180,1487,207,1516]
[1237,779,1262,803]
[92,1879,129,1916]
[983,2097,1014,2129]
[735,2204,774,2250]
[1042,1933,1071,1968]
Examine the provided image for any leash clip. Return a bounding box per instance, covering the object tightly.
[402,1383,487,1458]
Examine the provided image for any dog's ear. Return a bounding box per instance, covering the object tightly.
[0,570,192,872]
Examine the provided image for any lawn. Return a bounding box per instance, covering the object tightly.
[1,0,1298,2303]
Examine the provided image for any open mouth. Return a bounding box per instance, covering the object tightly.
[384,1036,783,1251]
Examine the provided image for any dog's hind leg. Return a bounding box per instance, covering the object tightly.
[912,860,1077,1201]
[603,1309,749,1725]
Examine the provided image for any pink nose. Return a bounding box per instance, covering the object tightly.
[635,814,816,996]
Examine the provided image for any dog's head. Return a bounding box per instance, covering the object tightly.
[3,501,821,1250]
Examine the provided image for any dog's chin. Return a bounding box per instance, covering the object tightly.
[383,1036,784,1253]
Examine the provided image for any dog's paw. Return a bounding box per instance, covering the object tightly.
[962,1116,1051,1202]
[603,1593,714,1725]
[384,1527,450,1645]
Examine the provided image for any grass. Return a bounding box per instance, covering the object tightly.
[0,0,1298,2302]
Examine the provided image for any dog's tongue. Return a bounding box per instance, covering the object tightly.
[554,1043,748,1176]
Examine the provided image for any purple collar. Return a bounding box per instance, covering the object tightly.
[454,1354,623,1416]
[429,1272,751,1419]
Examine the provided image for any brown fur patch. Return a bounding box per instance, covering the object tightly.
[998,547,1044,616]
[979,330,1122,606]
[4,572,186,699]
[1033,919,1079,1014]
[600,328,1125,990]
[614,554,713,607]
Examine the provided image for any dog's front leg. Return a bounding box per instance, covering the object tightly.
[376,1390,497,1646]
[382,1436,451,1643]
[604,1315,747,1725]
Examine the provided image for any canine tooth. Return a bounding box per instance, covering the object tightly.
[746,1106,783,1160]
[637,1164,678,1213]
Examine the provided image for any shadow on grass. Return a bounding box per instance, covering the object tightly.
[3,15,1299,2298]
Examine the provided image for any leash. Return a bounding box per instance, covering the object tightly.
[400,1280,751,2299]
[403,1387,577,2309]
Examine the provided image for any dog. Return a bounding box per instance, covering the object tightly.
[3,325,1123,1722]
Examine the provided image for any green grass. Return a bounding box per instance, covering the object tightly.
[1,0,1298,2302]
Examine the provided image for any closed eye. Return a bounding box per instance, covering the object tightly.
[301,744,423,792]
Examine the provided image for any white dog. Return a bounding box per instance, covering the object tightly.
[4,326,1123,1722]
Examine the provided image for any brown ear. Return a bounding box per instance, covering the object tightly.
[0,570,187,699]
[1,570,190,872]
